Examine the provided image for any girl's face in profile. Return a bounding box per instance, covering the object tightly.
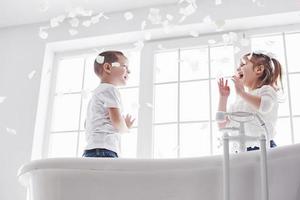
[237,55,256,88]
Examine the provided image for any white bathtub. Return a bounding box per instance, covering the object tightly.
[18,144,300,200]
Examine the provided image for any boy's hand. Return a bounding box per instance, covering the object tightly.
[124,114,135,129]
[218,78,230,98]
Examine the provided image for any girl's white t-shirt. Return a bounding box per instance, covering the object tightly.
[84,83,122,154]
[227,85,279,147]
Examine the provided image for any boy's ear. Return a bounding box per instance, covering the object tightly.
[255,64,265,75]
[102,63,112,74]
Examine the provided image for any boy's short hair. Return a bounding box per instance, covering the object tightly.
[94,51,125,76]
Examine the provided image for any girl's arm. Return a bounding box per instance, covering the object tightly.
[217,78,230,128]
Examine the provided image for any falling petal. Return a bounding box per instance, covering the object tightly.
[203,15,213,24]
[214,19,226,30]
[240,38,250,46]
[50,18,60,28]
[69,18,80,27]
[28,70,36,80]
[124,11,134,21]
[146,103,153,108]
[222,33,230,43]
[215,0,222,5]
[208,39,216,45]
[0,96,7,104]
[166,14,174,21]
[141,20,147,30]
[157,44,165,50]
[39,27,48,39]
[39,1,49,12]
[134,41,144,50]
[82,20,92,27]
[178,15,186,23]
[179,3,197,17]
[189,30,199,37]
[234,46,241,54]
[6,127,17,135]
[69,29,78,36]
[148,8,162,24]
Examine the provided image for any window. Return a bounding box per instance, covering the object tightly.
[153,45,235,158]
[47,50,140,158]
[42,27,300,159]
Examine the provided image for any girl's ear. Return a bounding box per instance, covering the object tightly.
[103,63,112,74]
[255,64,265,75]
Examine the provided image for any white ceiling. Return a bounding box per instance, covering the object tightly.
[0,0,178,28]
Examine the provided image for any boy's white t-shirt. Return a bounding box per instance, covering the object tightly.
[227,85,279,147]
[84,83,122,154]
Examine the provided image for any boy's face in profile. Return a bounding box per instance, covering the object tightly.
[110,55,130,86]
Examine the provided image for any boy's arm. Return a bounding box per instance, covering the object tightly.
[108,107,129,133]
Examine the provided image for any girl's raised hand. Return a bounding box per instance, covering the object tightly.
[218,78,230,98]
[231,75,245,96]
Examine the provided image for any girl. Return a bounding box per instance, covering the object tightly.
[218,52,283,151]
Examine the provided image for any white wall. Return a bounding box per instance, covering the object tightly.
[1,1,300,200]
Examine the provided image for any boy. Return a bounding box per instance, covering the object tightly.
[83,51,135,158]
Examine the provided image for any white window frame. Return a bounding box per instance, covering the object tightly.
[32,23,300,160]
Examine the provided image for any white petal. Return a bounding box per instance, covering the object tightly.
[0,96,7,103]
[6,127,17,135]
[28,70,36,80]
[215,0,222,5]
[69,18,80,27]
[208,39,216,45]
[124,12,134,21]
[189,30,199,37]
[69,29,78,36]
[96,55,105,64]
[82,20,92,27]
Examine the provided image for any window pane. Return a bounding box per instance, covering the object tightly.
[277,73,289,116]
[119,88,139,126]
[55,58,84,93]
[285,33,300,72]
[180,48,209,80]
[180,123,210,158]
[289,74,300,115]
[124,50,140,87]
[77,131,86,157]
[293,117,300,144]
[274,118,292,146]
[212,123,223,155]
[83,55,100,90]
[120,128,137,158]
[154,83,178,123]
[48,132,78,158]
[154,51,178,83]
[180,81,209,121]
[154,124,178,158]
[80,91,93,130]
[210,46,235,78]
[51,94,81,132]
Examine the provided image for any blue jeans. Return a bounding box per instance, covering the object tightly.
[246,140,277,151]
[82,148,118,158]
